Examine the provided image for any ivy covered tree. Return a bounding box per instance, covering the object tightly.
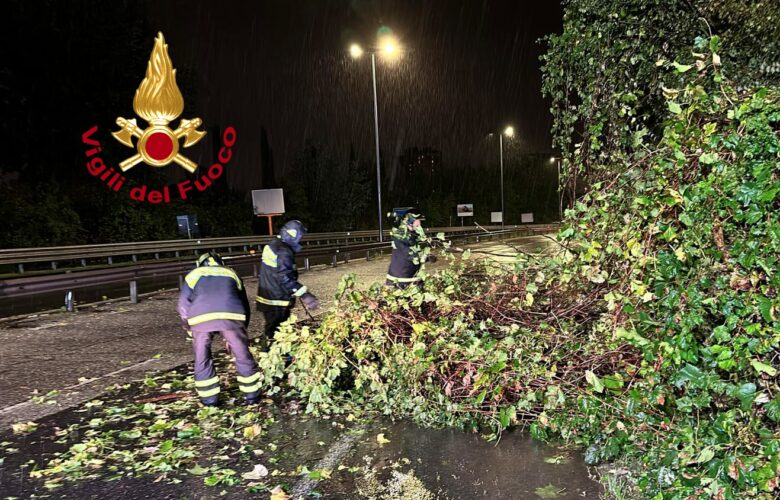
[541,0,780,199]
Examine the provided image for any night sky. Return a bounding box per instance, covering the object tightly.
[1,0,561,192]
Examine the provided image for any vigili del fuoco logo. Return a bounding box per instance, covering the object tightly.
[81,32,236,203]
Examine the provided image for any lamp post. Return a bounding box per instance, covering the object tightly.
[550,156,562,220]
[499,126,514,227]
[349,35,400,243]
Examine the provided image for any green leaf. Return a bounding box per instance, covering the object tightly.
[534,484,566,498]
[732,383,757,411]
[695,447,715,464]
[699,152,719,165]
[668,102,682,114]
[585,370,604,393]
[119,430,142,440]
[672,62,693,73]
[750,359,777,377]
[766,396,780,422]
[188,464,210,476]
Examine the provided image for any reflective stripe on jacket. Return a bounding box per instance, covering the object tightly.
[178,264,250,333]
[256,238,306,309]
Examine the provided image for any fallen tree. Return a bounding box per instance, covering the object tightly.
[257,40,780,498]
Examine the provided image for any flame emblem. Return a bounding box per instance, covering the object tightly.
[112,32,205,172]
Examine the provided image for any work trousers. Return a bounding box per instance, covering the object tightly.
[192,328,260,405]
[262,306,292,341]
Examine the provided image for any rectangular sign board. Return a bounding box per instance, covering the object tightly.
[456,204,474,217]
[521,212,534,223]
[252,189,285,215]
[490,211,503,223]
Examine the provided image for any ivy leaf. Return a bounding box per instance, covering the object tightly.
[695,447,715,464]
[699,152,719,165]
[188,464,210,476]
[585,370,604,393]
[766,396,780,423]
[732,383,757,411]
[534,484,566,498]
[672,62,693,73]
[750,359,777,377]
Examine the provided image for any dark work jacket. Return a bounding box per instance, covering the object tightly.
[386,233,425,286]
[256,237,306,309]
[178,264,250,333]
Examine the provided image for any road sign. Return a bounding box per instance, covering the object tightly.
[521,213,534,223]
[251,189,285,215]
[490,211,503,223]
[456,204,474,217]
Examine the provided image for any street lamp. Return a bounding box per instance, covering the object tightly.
[499,126,514,227]
[550,156,562,220]
[349,34,402,242]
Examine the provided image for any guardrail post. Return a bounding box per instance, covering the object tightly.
[108,257,113,265]
[155,252,159,260]
[130,281,138,304]
[132,255,137,262]
[51,261,57,270]
[65,290,74,312]
[365,250,370,261]
[175,251,180,258]
[81,259,87,267]
[18,263,23,273]
[178,275,184,289]
[331,253,337,267]
[252,264,258,277]
[304,257,310,271]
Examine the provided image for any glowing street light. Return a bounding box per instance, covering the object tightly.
[550,156,563,220]
[498,126,514,227]
[349,43,364,59]
[348,34,404,242]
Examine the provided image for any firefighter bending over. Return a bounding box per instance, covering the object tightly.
[386,208,437,289]
[178,251,259,406]
[256,220,320,342]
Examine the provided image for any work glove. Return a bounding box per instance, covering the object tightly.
[427,254,438,263]
[300,292,320,311]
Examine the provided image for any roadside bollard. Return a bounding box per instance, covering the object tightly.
[305,257,310,271]
[130,280,138,304]
[65,290,74,312]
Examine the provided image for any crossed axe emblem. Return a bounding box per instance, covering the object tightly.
[112,117,206,173]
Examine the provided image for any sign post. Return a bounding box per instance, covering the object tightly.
[252,189,285,235]
[456,204,474,227]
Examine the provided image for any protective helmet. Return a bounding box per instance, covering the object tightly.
[279,220,307,252]
[392,207,424,227]
[196,251,224,267]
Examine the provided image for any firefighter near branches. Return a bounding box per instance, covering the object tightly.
[178,251,260,406]
[256,220,320,342]
[386,207,437,288]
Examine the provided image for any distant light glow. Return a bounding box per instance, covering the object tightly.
[503,126,514,137]
[550,156,556,163]
[349,43,363,58]
[379,35,400,59]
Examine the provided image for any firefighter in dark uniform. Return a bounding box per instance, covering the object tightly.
[178,251,260,406]
[256,220,320,342]
[386,208,437,288]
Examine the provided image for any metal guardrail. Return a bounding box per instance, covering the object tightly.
[0,225,558,304]
[0,225,556,272]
